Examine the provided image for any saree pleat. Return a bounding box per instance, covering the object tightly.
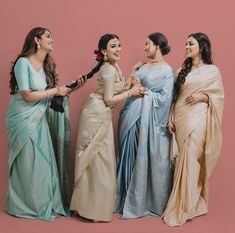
[70,63,126,222]
[46,97,72,214]
[115,65,174,218]
[163,65,224,226]
[5,57,70,221]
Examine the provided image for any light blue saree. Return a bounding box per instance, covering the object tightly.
[115,64,174,218]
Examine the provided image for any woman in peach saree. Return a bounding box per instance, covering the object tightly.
[162,32,224,226]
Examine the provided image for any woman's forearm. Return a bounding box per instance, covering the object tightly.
[104,89,133,106]
[20,88,58,102]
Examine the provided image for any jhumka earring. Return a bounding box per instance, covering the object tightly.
[103,54,108,61]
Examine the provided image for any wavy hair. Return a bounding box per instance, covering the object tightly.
[173,32,213,101]
[9,27,57,94]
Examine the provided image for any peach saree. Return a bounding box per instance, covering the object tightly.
[163,65,224,226]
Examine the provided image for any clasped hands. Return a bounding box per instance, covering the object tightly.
[127,75,147,96]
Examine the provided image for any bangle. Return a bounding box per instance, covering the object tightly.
[56,86,60,96]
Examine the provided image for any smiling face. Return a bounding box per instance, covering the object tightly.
[35,30,54,52]
[144,38,158,59]
[102,38,121,63]
[185,36,200,60]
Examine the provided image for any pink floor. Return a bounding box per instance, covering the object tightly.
[0,182,234,233]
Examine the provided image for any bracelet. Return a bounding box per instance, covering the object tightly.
[128,89,133,97]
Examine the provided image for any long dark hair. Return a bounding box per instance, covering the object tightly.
[173,32,213,101]
[84,33,119,80]
[9,27,58,95]
[67,34,119,89]
[50,33,120,112]
[148,32,170,55]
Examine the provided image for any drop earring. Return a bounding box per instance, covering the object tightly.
[103,54,108,61]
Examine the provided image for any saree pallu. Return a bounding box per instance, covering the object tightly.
[163,65,224,226]
[5,94,71,221]
[115,65,174,218]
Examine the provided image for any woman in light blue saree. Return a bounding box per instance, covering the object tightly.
[5,27,79,221]
[115,32,174,219]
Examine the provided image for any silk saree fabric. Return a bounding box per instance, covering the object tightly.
[162,65,224,226]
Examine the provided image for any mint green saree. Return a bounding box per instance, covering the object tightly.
[5,57,72,221]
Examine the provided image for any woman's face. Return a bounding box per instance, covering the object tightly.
[144,38,157,59]
[36,30,54,52]
[102,38,121,62]
[185,36,200,59]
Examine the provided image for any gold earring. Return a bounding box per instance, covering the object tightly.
[103,54,108,61]
[37,43,40,49]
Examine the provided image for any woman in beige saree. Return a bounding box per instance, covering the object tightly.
[162,33,224,226]
[70,34,145,222]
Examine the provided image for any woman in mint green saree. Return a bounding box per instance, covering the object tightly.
[5,27,76,221]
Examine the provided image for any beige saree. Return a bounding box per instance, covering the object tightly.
[162,65,224,226]
[70,63,126,221]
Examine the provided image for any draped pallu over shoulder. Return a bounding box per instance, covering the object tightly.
[115,64,174,218]
[163,65,224,226]
[5,57,68,221]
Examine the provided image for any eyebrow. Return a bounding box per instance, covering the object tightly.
[110,43,120,46]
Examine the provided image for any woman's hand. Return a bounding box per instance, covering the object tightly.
[68,75,87,94]
[125,75,133,88]
[76,75,87,88]
[131,76,141,86]
[167,122,175,134]
[131,84,147,96]
[126,75,141,88]
[58,85,71,96]
[185,93,208,105]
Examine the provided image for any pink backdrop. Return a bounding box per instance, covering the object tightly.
[0,0,234,232]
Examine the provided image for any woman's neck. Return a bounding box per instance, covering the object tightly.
[106,60,117,66]
[29,50,47,64]
[192,57,204,68]
[150,52,164,64]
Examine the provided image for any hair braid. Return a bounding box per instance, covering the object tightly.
[173,57,193,102]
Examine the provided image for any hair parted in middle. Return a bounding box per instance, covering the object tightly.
[173,32,213,102]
